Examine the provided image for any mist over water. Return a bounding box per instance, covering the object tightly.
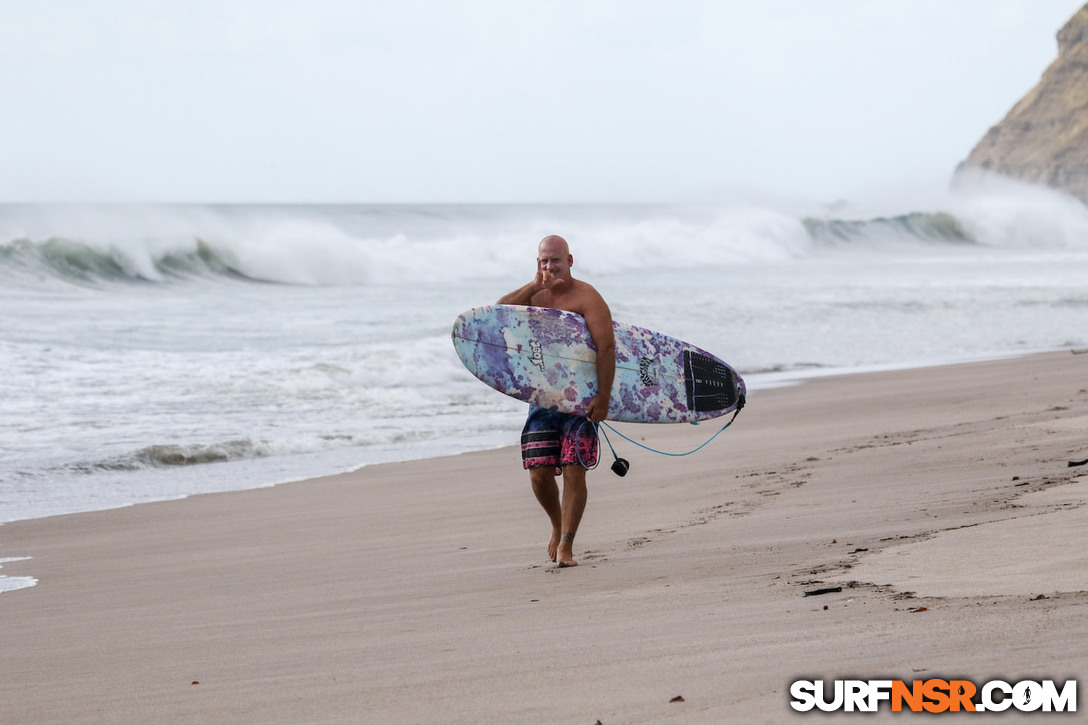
[3,178,1088,524]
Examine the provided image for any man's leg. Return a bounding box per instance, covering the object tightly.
[556,464,588,567]
[529,466,563,562]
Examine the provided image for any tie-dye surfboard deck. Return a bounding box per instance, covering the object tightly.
[452,304,745,424]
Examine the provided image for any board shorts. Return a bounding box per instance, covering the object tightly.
[520,405,599,469]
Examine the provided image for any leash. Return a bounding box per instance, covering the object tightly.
[580,395,745,476]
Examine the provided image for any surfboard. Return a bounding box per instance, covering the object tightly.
[451,304,745,424]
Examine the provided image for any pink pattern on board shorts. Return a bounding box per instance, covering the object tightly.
[520,405,599,469]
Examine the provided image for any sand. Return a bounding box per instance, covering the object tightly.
[1,351,1085,723]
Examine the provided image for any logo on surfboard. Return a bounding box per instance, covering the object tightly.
[639,356,657,387]
[528,339,546,372]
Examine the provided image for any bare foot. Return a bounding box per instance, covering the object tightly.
[556,540,578,567]
[547,529,561,562]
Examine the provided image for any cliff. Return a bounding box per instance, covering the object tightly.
[955,4,1088,203]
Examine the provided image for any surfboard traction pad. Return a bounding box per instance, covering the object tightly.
[452,305,745,424]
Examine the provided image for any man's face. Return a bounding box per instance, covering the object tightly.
[537,239,572,282]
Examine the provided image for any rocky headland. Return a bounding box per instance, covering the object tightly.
[956,3,1088,204]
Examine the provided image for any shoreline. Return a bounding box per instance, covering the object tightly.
[3,346,1081,530]
[2,350,1086,722]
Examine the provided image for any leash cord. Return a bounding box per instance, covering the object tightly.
[575,396,745,470]
[598,404,742,459]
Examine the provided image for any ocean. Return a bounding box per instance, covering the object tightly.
[3,182,1088,544]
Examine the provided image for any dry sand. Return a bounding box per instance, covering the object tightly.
[1,351,1086,723]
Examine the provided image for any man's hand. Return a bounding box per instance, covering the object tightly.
[534,264,562,292]
[498,263,560,306]
[585,394,610,423]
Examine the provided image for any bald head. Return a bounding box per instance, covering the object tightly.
[537,234,574,285]
[538,234,569,256]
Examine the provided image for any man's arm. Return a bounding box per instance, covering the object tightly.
[498,279,541,305]
[498,263,561,305]
[581,292,615,424]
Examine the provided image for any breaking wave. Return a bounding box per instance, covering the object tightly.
[0,237,257,285]
[802,211,975,246]
[60,426,471,475]
[3,187,1087,288]
[63,435,358,473]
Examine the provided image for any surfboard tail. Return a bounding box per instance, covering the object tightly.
[683,350,743,414]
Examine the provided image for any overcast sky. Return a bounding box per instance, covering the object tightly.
[1,1,1084,205]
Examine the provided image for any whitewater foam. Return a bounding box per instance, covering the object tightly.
[0,558,36,595]
[4,187,1088,288]
[2,192,1087,525]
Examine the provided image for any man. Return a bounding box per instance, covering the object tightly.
[498,235,616,567]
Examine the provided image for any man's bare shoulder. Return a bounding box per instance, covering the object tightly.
[570,280,610,316]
